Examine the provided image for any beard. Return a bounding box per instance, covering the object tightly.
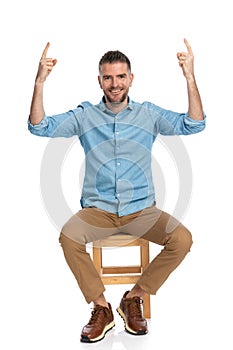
[104,90,128,105]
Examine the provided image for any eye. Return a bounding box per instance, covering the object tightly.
[103,76,111,81]
[119,74,126,79]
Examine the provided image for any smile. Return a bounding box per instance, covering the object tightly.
[110,89,123,94]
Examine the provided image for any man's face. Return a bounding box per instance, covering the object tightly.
[98,62,134,104]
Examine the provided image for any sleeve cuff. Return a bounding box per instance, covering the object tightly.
[184,112,206,125]
[27,116,48,130]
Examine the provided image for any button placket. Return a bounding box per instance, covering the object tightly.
[115,116,121,202]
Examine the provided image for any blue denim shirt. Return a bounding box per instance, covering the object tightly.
[28,98,206,216]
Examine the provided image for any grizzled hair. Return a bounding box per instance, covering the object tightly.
[99,50,131,73]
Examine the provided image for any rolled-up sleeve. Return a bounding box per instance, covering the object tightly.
[28,109,82,138]
[151,104,206,136]
[182,113,206,134]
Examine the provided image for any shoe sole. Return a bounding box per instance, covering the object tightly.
[116,307,148,335]
[80,321,115,343]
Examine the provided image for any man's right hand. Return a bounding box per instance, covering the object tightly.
[36,42,57,83]
[29,42,57,124]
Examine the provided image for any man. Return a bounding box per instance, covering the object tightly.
[28,39,206,343]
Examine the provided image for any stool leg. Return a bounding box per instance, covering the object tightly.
[143,293,151,318]
[140,240,151,318]
[93,246,102,275]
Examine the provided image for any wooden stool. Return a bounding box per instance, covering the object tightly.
[92,234,151,318]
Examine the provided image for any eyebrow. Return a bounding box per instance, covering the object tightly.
[102,73,127,78]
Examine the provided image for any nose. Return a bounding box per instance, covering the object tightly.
[111,77,118,87]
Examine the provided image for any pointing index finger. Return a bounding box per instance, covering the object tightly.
[184,38,193,54]
[41,42,50,59]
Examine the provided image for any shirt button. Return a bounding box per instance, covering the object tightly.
[116,131,119,135]
[117,162,121,166]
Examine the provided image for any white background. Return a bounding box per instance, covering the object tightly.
[1,0,232,349]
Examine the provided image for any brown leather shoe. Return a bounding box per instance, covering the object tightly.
[117,291,148,335]
[81,303,115,343]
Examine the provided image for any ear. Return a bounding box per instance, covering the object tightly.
[129,73,134,87]
[98,75,103,89]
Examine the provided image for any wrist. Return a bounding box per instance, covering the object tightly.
[185,73,196,83]
[35,76,46,85]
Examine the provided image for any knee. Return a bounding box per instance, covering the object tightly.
[167,225,193,254]
[59,232,85,253]
[59,232,72,251]
[59,232,67,246]
[180,226,193,253]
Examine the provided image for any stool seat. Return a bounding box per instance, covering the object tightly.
[92,234,151,318]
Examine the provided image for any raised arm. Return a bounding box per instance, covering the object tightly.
[177,39,204,121]
[29,42,57,125]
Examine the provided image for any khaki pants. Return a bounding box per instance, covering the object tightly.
[59,205,192,303]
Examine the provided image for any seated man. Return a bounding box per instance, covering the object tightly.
[28,39,206,343]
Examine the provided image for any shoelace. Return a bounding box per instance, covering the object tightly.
[88,305,109,325]
[127,297,143,318]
